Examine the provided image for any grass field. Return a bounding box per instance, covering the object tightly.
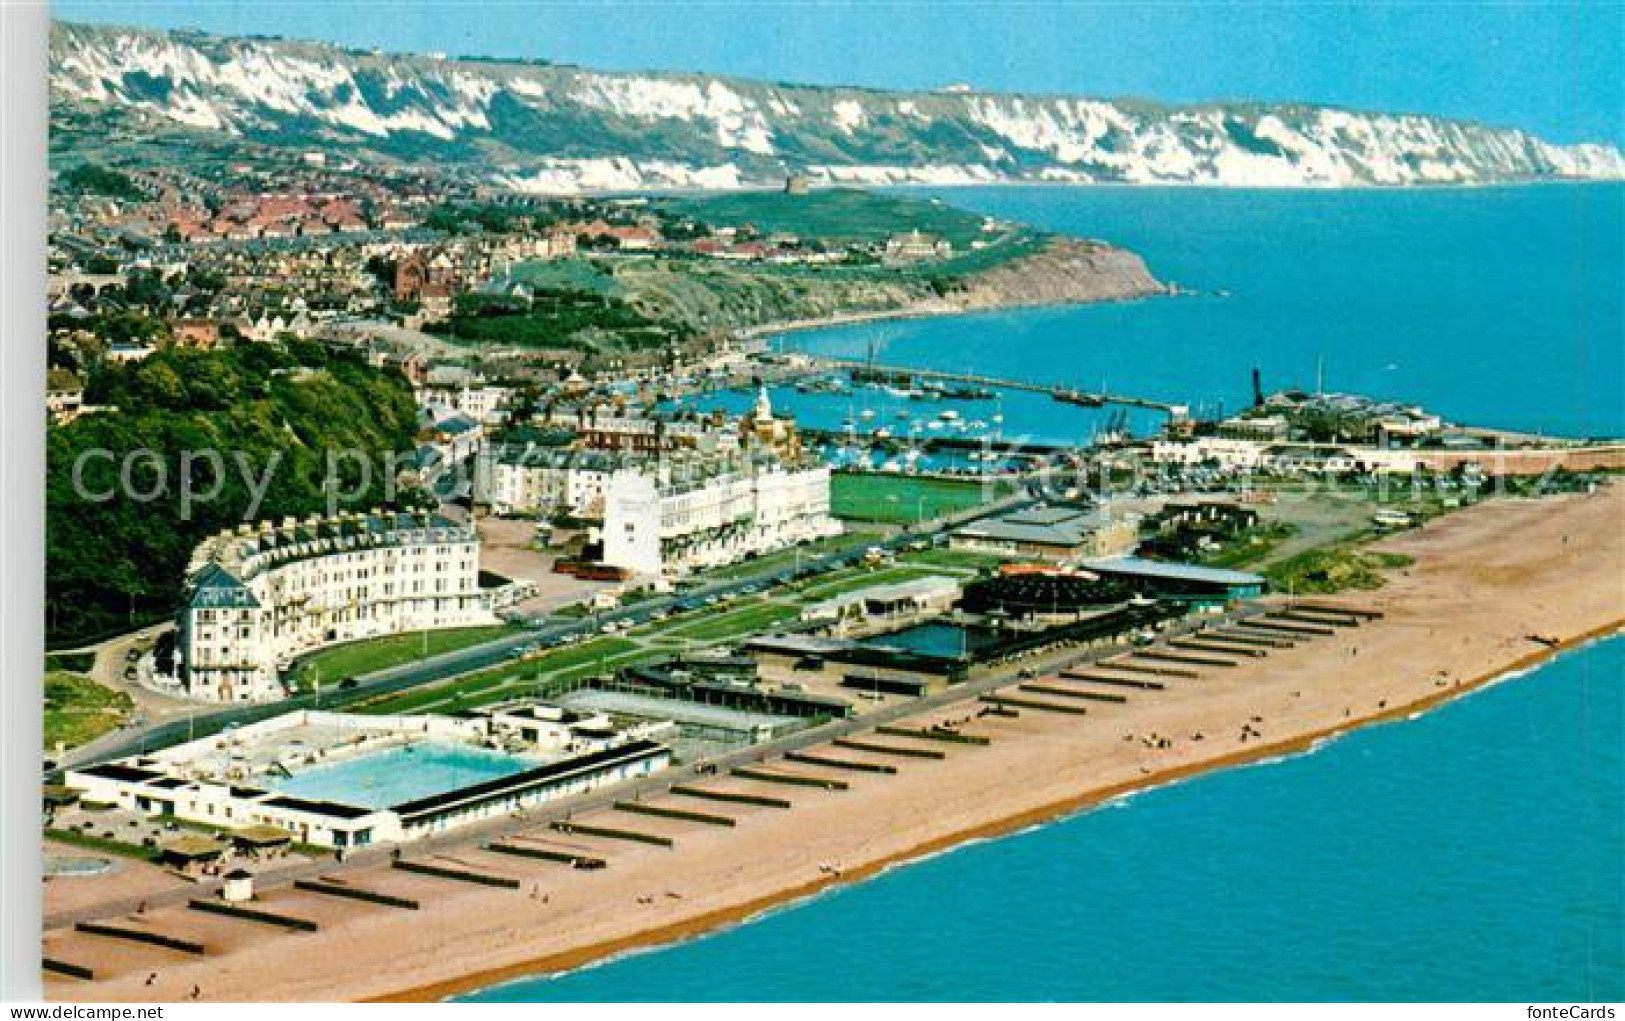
[502,257,621,296]
[45,651,96,673]
[45,671,132,750]
[1264,545,1415,595]
[294,625,520,686]
[831,473,1009,523]
[697,530,881,581]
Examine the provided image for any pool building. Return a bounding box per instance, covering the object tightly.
[66,708,672,849]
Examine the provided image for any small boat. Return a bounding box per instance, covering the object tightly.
[859,408,876,420]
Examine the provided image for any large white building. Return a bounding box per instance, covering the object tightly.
[67,708,671,849]
[177,511,492,703]
[602,453,840,576]
[485,447,629,518]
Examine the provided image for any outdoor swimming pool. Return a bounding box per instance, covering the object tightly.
[266,742,535,810]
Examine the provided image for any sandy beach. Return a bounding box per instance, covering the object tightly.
[43,484,1625,1002]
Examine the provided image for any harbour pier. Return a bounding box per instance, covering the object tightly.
[810,357,1182,413]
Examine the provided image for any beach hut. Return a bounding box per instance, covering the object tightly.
[221,869,255,903]
[157,834,227,869]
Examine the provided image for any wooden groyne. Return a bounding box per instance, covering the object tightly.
[1273,611,1361,628]
[1246,619,1337,637]
[295,878,421,909]
[42,958,94,981]
[1291,602,1383,620]
[482,843,607,870]
[1060,670,1166,690]
[1107,659,1201,679]
[1201,631,1294,649]
[875,725,991,746]
[1171,639,1266,658]
[75,921,205,956]
[815,357,1178,412]
[980,694,1090,716]
[1135,649,1239,668]
[1018,683,1128,703]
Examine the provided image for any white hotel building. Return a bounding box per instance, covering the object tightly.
[485,447,628,518]
[603,454,840,576]
[177,511,493,703]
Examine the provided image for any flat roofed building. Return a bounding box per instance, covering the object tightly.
[1079,556,1265,605]
[177,510,491,703]
[66,709,671,849]
[485,446,629,518]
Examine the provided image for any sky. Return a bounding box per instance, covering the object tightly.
[53,1,1625,146]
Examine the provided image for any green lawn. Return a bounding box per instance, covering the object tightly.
[1198,522,1298,570]
[898,548,1012,571]
[44,671,132,750]
[831,474,1009,524]
[659,601,802,644]
[793,565,957,603]
[293,625,520,686]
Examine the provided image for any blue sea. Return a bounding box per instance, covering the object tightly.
[467,186,1624,1001]
[688,184,1625,446]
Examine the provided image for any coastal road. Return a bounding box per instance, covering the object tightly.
[50,492,1038,774]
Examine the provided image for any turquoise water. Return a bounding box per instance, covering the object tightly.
[268,741,531,810]
[693,184,1625,445]
[466,636,1623,1001]
[862,622,999,658]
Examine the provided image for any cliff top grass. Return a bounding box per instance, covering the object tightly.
[831,473,1014,523]
[290,623,522,687]
[1264,545,1415,595]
